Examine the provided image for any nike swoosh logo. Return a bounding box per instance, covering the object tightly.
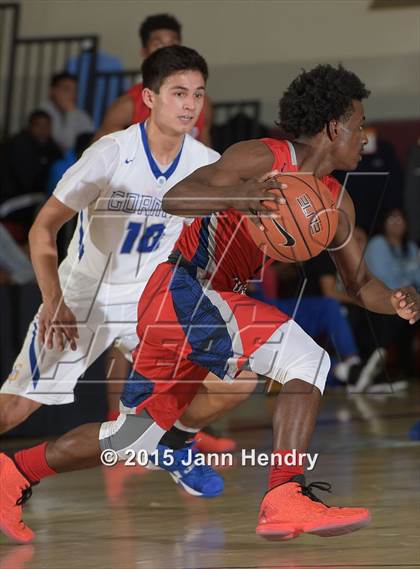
[125,158,134,164]
[272,218,296,247]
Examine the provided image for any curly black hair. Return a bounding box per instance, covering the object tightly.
[139,14,181,48]
[279,64,370,138]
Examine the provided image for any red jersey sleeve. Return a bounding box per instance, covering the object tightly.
[321,175,342,203]
[127,83,150,124]
[260,138,290,170]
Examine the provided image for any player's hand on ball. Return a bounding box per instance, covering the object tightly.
[391,287,420,324]
[39,299,79,351]
[235,170,286,218]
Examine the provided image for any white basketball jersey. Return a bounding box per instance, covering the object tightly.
[54,123,220,302]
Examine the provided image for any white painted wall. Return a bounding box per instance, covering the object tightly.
[4,0,420,121]
[15,0,420,65]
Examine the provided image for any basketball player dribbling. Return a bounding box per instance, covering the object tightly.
[1,62,419,544]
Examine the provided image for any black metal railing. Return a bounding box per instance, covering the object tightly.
[211,100,261,153]
[0,3,20,138]
[6,34,98,135]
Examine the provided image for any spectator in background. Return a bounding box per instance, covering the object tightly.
[41,72,94,152]
[66,50,127,129]
[366,208,420,290]
[404,140,420,245]
[0,110,62,243]
[404,141,420,441]
[47,132,94,194]
[363,209,420,378]
[334,127,404,234]
[0,225,34,285]
[95,13,212,145]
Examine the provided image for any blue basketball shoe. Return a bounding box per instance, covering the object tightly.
[409,420,420,441]
[152,443,224,498]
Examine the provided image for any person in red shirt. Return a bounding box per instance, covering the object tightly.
[95,13,211,145]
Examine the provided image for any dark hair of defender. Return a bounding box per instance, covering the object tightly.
[139,13,182,48]
[142,45,208,93]
[278,64,371,138]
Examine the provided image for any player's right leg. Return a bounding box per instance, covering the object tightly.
[0,304,117,434]
[0,422,104,543]
[0,397,223,543]
[0,395,41,434]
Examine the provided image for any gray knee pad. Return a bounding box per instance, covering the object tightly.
[99,411,166,459]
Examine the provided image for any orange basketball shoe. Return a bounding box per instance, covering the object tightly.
[193,431,236,453]
[256,476,371,541]
[0,453,34,543]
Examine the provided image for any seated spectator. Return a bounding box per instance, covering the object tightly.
[404,141,420,245]
[0,110,62,243]
[362,208,420,378]
[66,51,127,129]
[0,225,34,285]
[365,208,420,290]
[41,72,94,152]
[47,132,94,194]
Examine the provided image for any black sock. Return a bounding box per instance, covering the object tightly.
[159,426,196,450]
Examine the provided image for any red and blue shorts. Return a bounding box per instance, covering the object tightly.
[121,259,329,430]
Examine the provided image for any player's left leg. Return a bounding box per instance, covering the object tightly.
[185,370,258,452]
[153,276,371,541]
[107,339,256,451]
[228,306,371,540]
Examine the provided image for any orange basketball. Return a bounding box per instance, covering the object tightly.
[246,173,339,263]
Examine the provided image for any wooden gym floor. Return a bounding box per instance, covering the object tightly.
[1,385,419,569]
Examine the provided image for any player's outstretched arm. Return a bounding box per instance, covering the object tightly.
[162,140,285,217]
[329,190,419,323]
[29,197,80,350]
[93,93,134,142]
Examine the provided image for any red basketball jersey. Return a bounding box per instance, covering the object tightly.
[127,83,206,141]
[175,138,341,291]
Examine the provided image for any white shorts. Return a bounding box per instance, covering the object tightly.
[0,289,143,405]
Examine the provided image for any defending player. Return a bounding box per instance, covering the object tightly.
[0,47,258,541]
[95,13,212,144]
[2,64,419,544]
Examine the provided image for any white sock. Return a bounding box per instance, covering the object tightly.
[174,420,200,434]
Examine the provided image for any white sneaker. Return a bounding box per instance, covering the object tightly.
[347,348,386,393]
[366,378,409,394]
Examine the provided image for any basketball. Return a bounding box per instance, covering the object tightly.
[246,173,339,262]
